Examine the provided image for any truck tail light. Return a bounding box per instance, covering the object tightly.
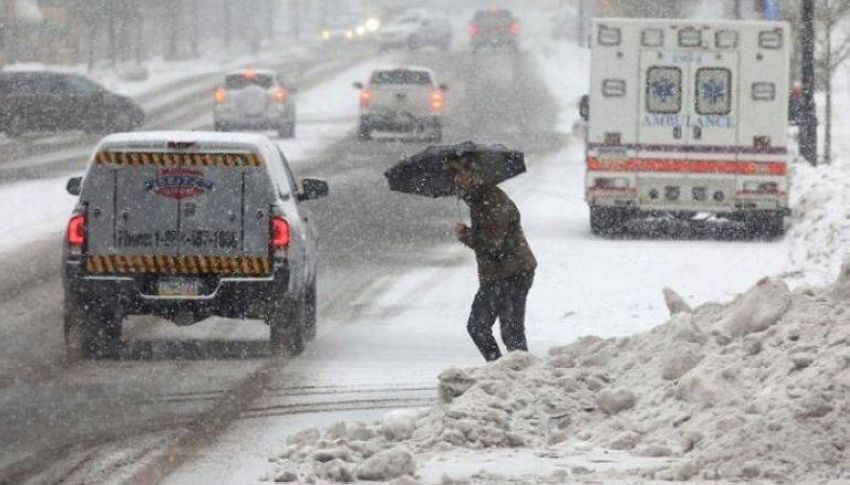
[430,90,444,112]
[67,214,86,248]
[359,89,372,109]
[213,87,226,104]
[270,216,290,251]
[469,25,480,37]
[272,87,289,103]
[508,23,520,35]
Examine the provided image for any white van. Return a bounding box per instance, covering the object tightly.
[584,18,790,237]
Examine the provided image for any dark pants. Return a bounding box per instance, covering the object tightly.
[466,272,534,361]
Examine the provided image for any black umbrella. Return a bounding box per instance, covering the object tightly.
[384,141,526,198]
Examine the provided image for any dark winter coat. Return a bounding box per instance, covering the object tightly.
[459,185,537,285]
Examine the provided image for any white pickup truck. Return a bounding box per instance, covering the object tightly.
[354,67,448,141]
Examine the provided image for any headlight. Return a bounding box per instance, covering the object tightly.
[356,25,366,36]
[366,18,380,32]
[321,30,331,40]
[346,30,354,39]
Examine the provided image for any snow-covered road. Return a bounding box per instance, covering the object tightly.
[161,30,793,483]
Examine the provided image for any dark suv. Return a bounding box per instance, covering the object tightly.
[469,9,520,51]
[0,71,145,137]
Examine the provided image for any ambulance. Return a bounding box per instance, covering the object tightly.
[584,18,790,237]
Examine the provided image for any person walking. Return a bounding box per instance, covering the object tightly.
[448,155,537,362]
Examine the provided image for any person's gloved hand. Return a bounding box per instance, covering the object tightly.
[454,223,470,242]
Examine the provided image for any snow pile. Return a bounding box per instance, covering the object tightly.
[265,271,850,483]
[789,162,850,286]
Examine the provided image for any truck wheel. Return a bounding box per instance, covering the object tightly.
[304,282,317,341]
[266,297,305,356]
[278,122,295,139]
[358,124,372,141]
[590,207,629,236]
[64,300,122,359]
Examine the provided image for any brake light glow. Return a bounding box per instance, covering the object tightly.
[213,87,226,104]
[271,217,290,250]
[242,69,257,80]
[273,87,288,103]
[360,89,372,109]
[67,214,86,247]
[469,25,480,37]
[508,23,520,34]
[430,90,444,112]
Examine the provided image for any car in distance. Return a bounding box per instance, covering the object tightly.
[213,69,297,139]
[63,131,329,358]
[380,12,452,51]
[353,67,447,141]
[0,71,145,137]
[469,8,520,51]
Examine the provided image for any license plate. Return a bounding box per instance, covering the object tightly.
[158,278,200,297]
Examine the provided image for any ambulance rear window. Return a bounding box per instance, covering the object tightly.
[646,66,682,114]
[695,68,732,115]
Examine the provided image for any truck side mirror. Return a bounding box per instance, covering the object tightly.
[353,82,364,90]
[298,178,329,201]
[579,94,589,121]
[66,176,82,196]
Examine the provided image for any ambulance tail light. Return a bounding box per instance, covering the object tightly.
[66,214,86,253]
[754,135,772,148]
[270,216,290,253]
[272,87,289,104]
[213,87,226,104]
[359,89,372,109]
[430,90,444,112]
[604,132,622,146]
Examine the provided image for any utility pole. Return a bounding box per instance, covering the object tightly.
[578,0,586,46]
[800,0,818,166]
[3,0,17,64]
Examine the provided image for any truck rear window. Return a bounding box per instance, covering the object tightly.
[370,70,432,85]
[225,73,275,90]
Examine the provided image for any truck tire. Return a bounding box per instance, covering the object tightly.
[278,122,295,139]
[266,297,305,356]
[304,281,317,341]
[590,207,629,236]
[358,124,372,141]
[64,299,122,359]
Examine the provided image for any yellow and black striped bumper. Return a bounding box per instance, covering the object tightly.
[94,151,265,167]
[85,254,272,276]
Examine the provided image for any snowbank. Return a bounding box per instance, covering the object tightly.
[263,269,850,483]
[788,162,850,286]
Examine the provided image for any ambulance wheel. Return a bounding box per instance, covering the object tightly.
[267,297,305,356]
[749,211,786,240]
[64,299,122,360]
[590,207,629,236]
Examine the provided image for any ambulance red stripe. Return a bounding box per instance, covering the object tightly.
[587,158,787,176]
